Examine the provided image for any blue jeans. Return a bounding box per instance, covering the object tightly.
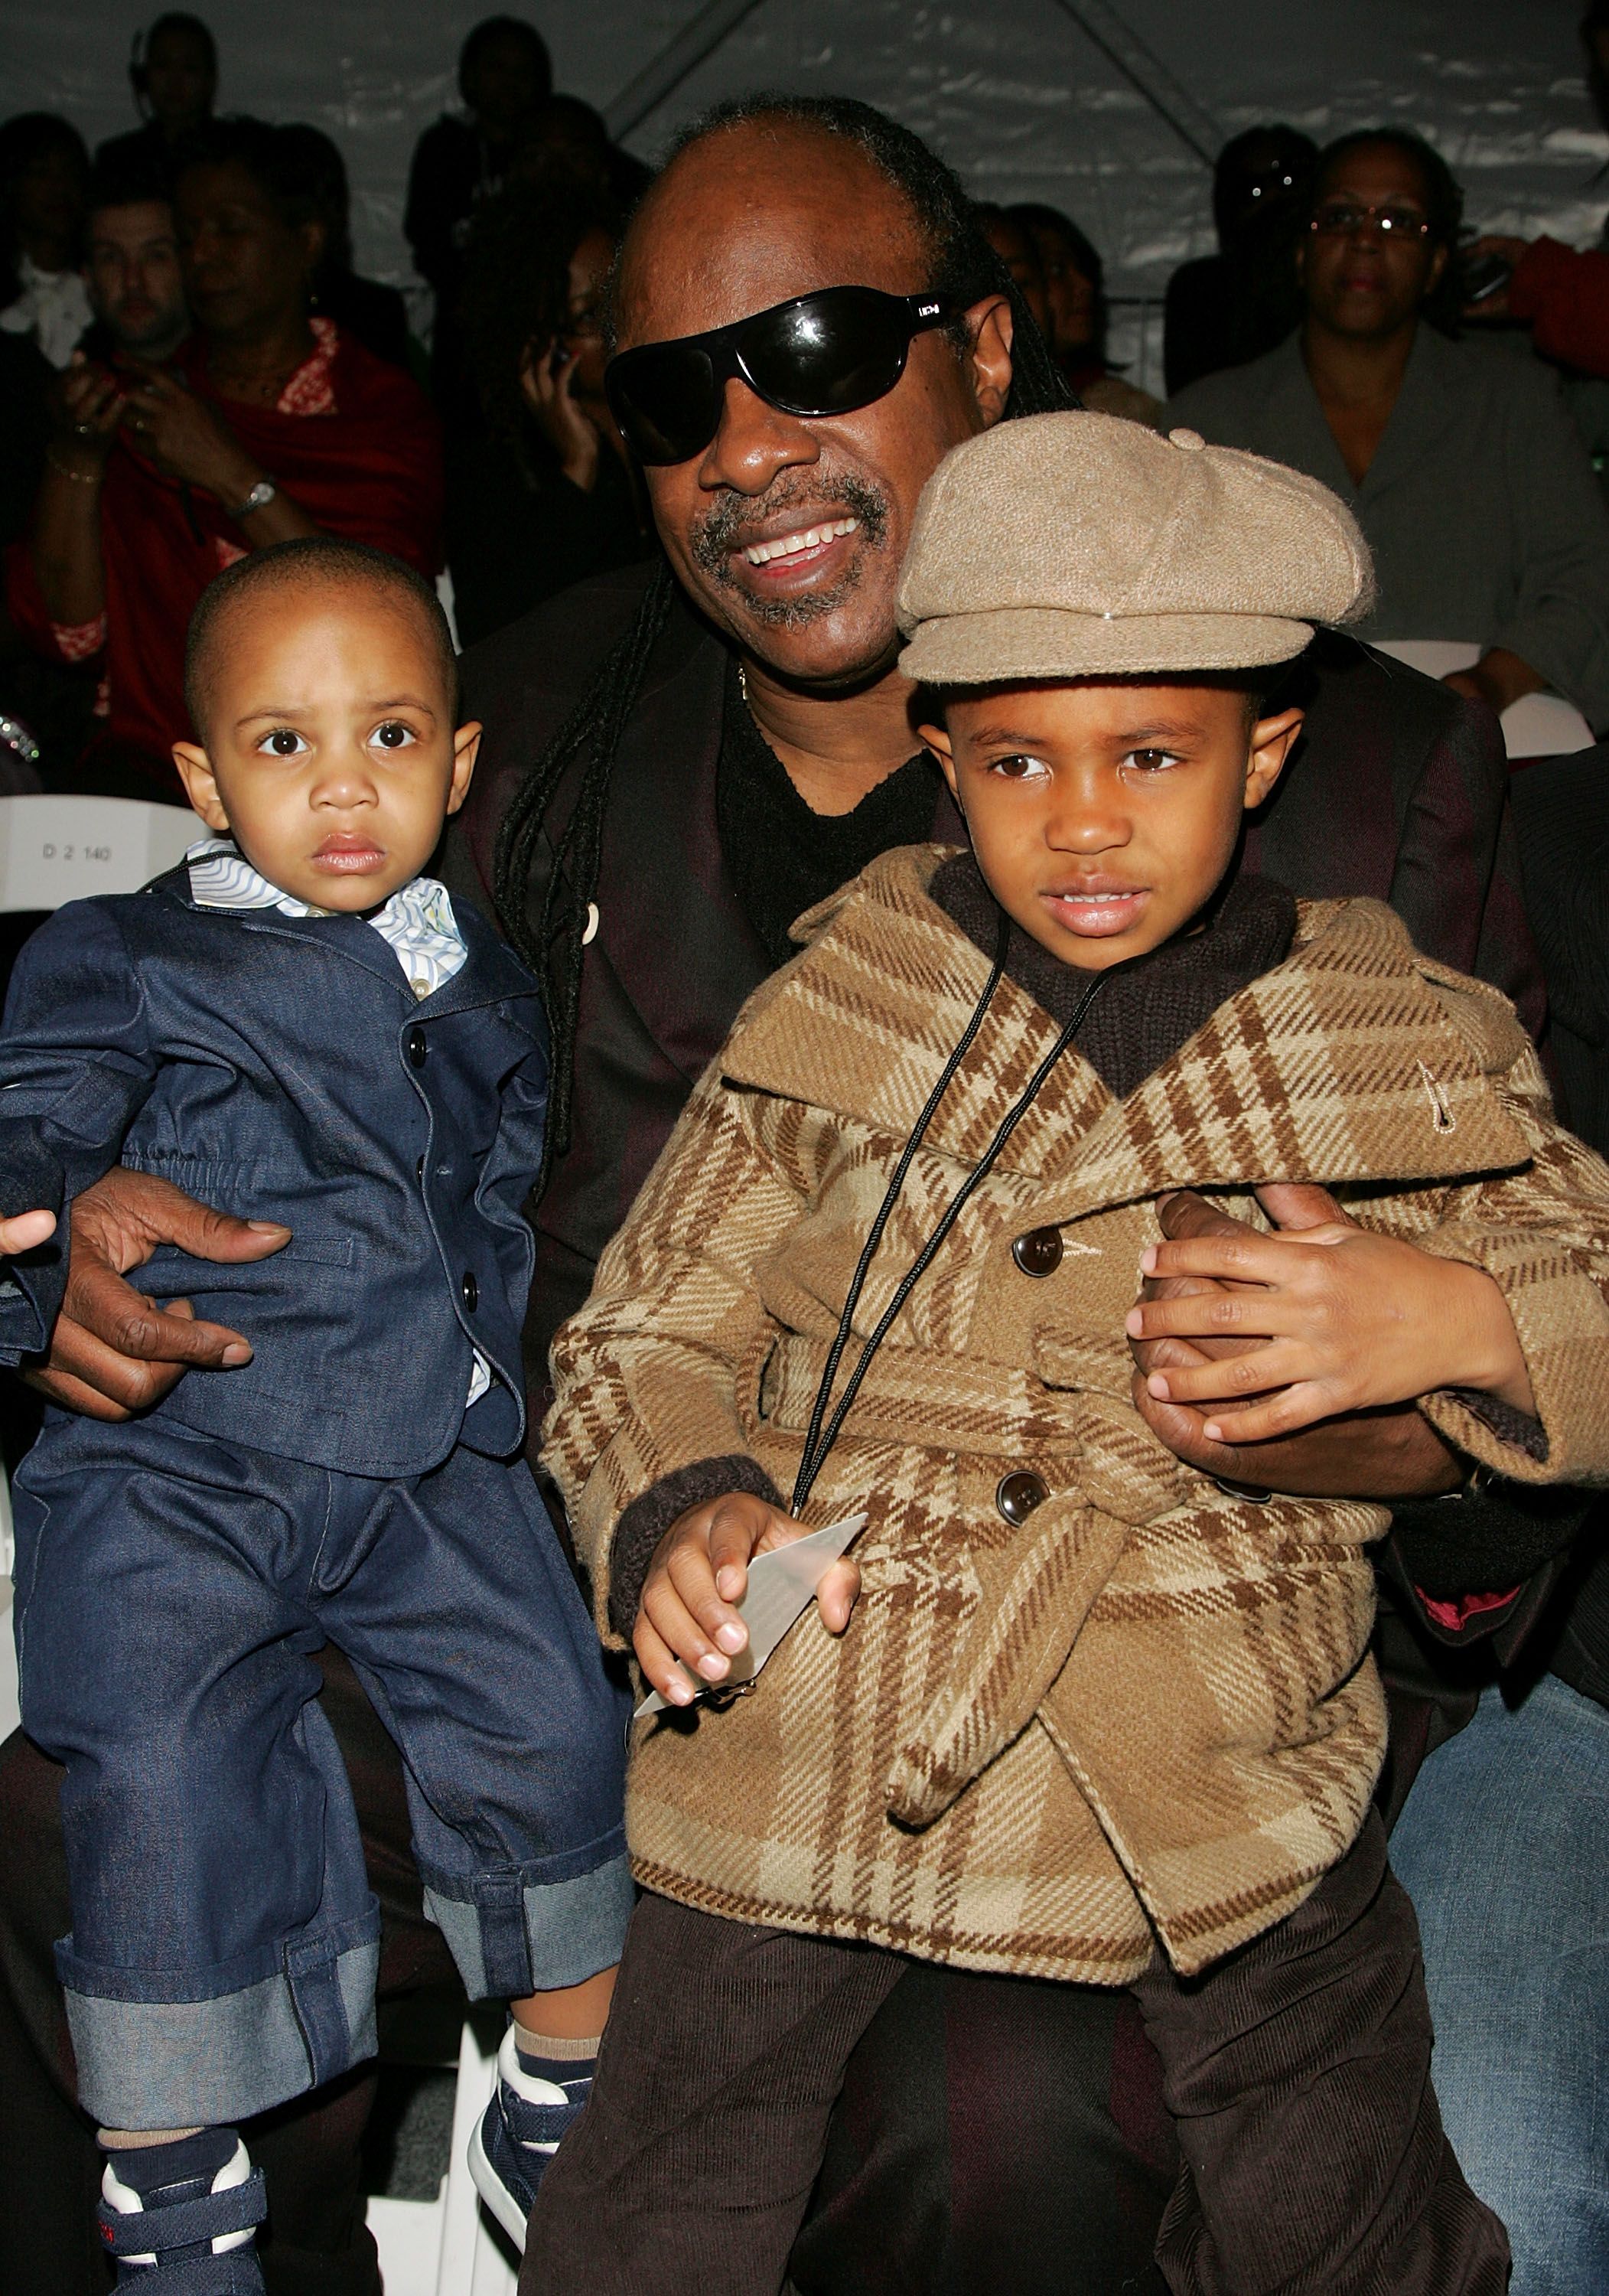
[12,1412,633,2131]
[1391,1674,1609,2296]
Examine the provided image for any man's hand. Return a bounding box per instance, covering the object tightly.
[634,1491,861,1707]
[1128,1187,1462,1499]
[24,1170,289,1422]
[1442,645,1545,718]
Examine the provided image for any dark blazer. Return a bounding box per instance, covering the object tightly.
[0,866,546,1478]
[443,561,1545,1402]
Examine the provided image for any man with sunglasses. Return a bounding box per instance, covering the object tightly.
[0,93,1576,2296]
[1168,126,1609,736]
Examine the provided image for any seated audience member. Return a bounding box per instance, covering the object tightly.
[0,156,185,784]
[405,16,552,422]
[98,12,218,190]
[1163,125,1316,396]
[278,124,414,373]
[525,409,1582,2296]
[973,201,1052,338]
[80,153,191,366]
[1462,228,1609,380]
[0,97,1585,2296]
[1167,129,1609,735]
[517,94,655,216]
[5,117,442,796]
[1009,200,1161,423]
[0,115,92,370]
[448,183,650,647]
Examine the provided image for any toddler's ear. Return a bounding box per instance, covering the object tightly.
[171,742,230,832]
[919,720,959,801]
[446,721,483,815]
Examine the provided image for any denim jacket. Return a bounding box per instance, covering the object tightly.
[0,866,546,1476]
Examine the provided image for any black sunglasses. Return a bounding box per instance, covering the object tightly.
[604,285,953,466]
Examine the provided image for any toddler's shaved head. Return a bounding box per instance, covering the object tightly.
[184,537,458,740]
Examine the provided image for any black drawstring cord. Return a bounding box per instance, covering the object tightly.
[790,917,1104,1515]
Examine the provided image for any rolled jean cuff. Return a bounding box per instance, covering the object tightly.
[422,1835,634,2000]
[57,1900,382,2128]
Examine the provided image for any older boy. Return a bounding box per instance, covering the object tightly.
[533,416,1609,2293]
[0,538,630,2287]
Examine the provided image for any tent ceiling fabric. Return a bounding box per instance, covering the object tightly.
[5,1,1604,300]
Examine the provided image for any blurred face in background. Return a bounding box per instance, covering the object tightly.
[461,31,549,145]
[175,160,321,345]
[1027,220,1097,357]
[11,137,87,272]
[1298,141,1445,343]
[978,209,1050,337]
[85,199,189,359]
[1217,133,1311,254]
[142,23,217,140]
[562,225,615,410]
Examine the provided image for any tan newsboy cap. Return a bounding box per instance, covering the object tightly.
[897,410,1375,686]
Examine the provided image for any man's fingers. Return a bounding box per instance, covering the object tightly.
[1129,1332,1215,1373]
[25,1315,188,1415]
[1255,1182,1353,1232]
[65,1264,253,1367]
[144,1192,289,1264]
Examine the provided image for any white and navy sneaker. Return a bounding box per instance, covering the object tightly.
[98,2128,266,2289]
[467,2024,594,2249]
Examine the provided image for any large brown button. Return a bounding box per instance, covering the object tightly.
[1011,1226,1063,1277]
[995,1470,1048,1525]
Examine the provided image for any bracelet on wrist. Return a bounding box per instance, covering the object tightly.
[45,448,103,486]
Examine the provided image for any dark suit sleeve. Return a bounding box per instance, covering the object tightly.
[0,902,158,1359]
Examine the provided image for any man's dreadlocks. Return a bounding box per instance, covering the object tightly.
[492,93,1077,1201]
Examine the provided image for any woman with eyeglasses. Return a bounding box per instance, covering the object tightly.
[445,177,653,648]
[1166,126,1609,737]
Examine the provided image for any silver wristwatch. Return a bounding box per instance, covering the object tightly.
[227,478,278,520]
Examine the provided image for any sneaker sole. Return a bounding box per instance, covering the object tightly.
[467,2120,533,2252]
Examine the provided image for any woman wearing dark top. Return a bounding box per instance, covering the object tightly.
[278,124,414,373]
[1007,201,1159,424]
[445,181,651,647]
[1162,125,1317,396]
[96,11,218,191]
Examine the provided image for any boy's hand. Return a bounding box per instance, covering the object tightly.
[0,1208,55,1257]
[24,1170,289,1422]
[1127,1206,1535,1443]
[634,1492,861,1707]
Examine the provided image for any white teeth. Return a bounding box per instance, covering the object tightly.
[742,517,860,566]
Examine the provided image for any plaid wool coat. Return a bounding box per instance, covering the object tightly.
[545,846,1609,1985]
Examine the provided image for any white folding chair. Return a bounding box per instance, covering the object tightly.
[1370,638,1594,759]
[365,2012,518,2295]
[0,792,208,914]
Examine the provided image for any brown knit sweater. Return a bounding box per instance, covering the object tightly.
[545,846,1609,1983]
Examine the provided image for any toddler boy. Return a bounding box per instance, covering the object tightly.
[0,538,630,2285]
[531,416,1609,2293]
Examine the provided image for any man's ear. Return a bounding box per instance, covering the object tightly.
[171,741,230,830]
[1243,706,1303,810]
[918,718,960,804]
[964,294,1014,429]
[445,721,482,816]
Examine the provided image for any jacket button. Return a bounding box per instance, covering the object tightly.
[995,1470,1048,1525]
[1011,1226,1063,1277]
[461,1270,478,1313]
[415,1155,425,1181]
[406,1025,428,1068]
